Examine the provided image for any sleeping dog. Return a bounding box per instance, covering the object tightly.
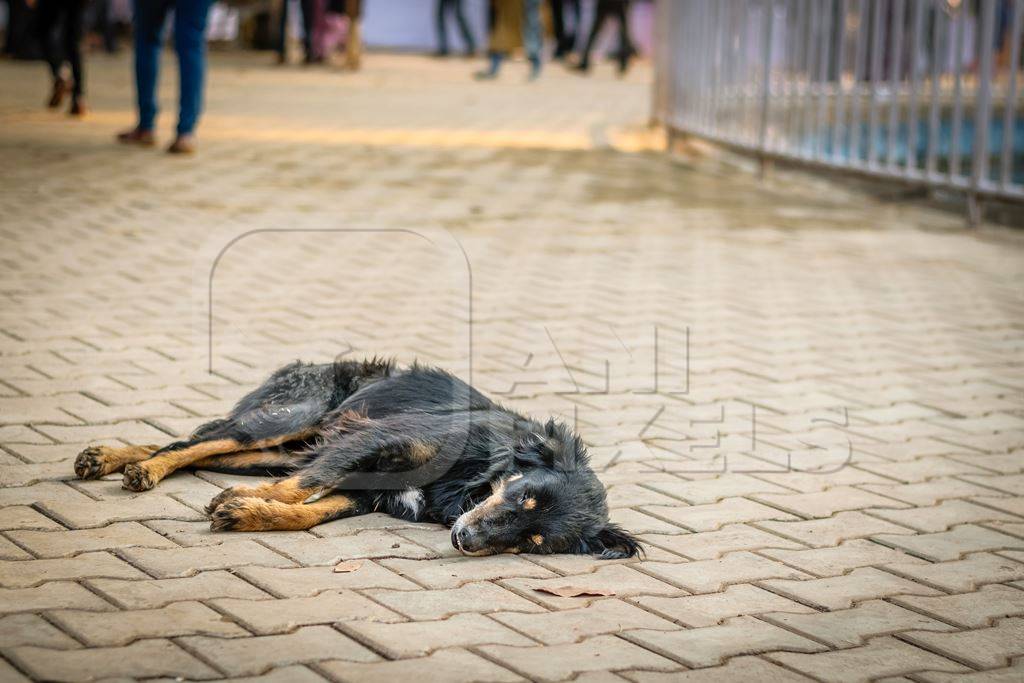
[73,358,642,558]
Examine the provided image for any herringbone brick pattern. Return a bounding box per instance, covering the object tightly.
[1,52,1023,681]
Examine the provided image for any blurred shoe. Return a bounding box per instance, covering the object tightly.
[528,57,541,81]
[116,127,156,146]
[433,49,450,58]
[47,77,70,109]
[474,53,502,80]
[69,97,87,117]
[167,134,196,154]
[572,60,590,74]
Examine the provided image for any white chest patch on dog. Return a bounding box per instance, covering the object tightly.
[397,487,424,517]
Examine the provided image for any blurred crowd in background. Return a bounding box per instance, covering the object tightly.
[0,0,653,68]
[0,0,652,152]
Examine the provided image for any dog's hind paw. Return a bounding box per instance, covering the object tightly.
[74,447,107,479]
[122,463,157,492]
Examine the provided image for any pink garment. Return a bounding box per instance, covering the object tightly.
[317,8,351,57]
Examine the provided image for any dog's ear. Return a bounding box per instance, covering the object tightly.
[577,523,644,559]
[514,420,587,471]
[513,434,555,469]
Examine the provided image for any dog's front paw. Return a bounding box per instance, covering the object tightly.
[74,447,107,479]
[210,498,268,532]
[205,487,242,515]
[122,463,157,492]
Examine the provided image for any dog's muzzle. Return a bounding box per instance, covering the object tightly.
[451,519,489,555]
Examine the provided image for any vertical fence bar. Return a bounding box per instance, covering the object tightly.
[1001,0,1022,189]
[815,0,832,159]
[698,0,710,135]
[759,0,776,156]
[972,0,997,195]
[702,0,712,135]
[802,0,820,157]
[676,1,688,131]
[659,0,668,126]
[905,0,924,174]
[741,3,757,145]
[710,0,724,139]
[926,5,944,178]
[867,0,886,167]
[886,0,905,168]
[773,0,788,152]
[788,0,803,154]
[677,1,689,130]
[832,0,849,161]
[850,0,870,165]
[949,4,967,181]
[792,0,808,154]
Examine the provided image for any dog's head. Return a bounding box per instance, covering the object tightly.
[450,420,642,559]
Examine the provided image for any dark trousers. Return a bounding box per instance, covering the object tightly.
[35,0,86,96]
[436,0,475,54]
[133,0,212,135]
[278,0,317,60]
[550,0,579,58]
[579,0,630,69]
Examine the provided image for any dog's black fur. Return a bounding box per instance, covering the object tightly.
[75,358,642,558]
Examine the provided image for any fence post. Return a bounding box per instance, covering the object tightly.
[758,0,776,177]
[969,0,997,227]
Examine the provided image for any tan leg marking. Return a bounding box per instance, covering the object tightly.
[191,450,303,471]
[205,476,319,515]
[74,444,160,479]
[209,494,356,531]
[122,431,315,492]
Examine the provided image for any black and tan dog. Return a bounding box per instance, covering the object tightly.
[73,358,641,558]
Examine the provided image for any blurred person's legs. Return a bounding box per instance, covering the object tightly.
[168,0,212,152]
[277,0,317,63]
[450,0,476,55]
[34,0,85,111]
[62,0,86,113]
[434,0,450,55]
[475,0,521,79]
[550,0,579,60]
[5,0,38,58]
[577,0,625,72]
[523,0,540,79]
[118,0,171,144]
[2,0,12,55]
[343,0,361,70]
[612,0,631,73]
[34,0,69,108]
[436,0,476,57]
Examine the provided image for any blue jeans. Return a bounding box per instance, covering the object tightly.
[133,0,212,135]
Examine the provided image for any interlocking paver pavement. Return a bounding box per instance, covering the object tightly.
[2,50,1024,681]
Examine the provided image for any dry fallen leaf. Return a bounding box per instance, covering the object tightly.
[534,586,615,598]
[333,560,363,573]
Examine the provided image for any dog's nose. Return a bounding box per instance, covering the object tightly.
[452,526,467,551]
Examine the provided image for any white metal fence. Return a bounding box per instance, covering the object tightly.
[653,0,1024,207]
